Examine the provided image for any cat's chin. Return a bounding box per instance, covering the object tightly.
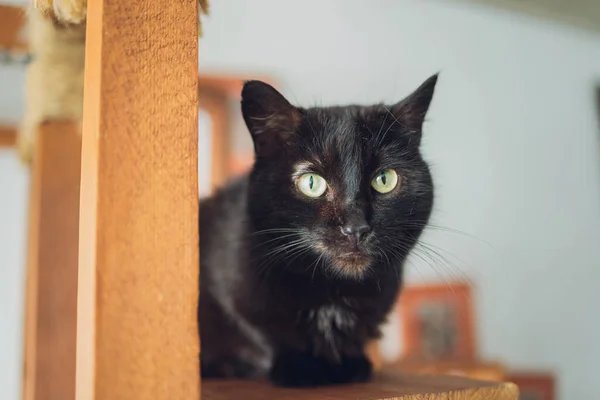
[331,253,373,279]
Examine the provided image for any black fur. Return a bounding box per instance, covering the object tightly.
[199,75,438,387]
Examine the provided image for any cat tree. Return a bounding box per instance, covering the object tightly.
[1,1,518,399]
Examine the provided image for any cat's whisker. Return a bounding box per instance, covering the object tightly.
[414,246,470,291]
[390,241,441,278]
[415,241,474,284]
[254,238,314,276]
[259,239,309,263]
[251,228,302,236]
[397,240,468,295]
[259,244,301,260]
[376,111,388,135]
[284,246,314,269]
[251,233,303,250]
[402,221,499,255]
[382,106,409,131]
[308,253,325,282]
[376,112,399,147]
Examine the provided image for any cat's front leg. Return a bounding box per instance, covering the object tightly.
[329,353,372,385]
[269,349,372,387]
[269,350,332,387]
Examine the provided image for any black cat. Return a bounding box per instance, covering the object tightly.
[199,74,437,387]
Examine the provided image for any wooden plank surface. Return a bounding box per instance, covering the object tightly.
[23,121,81,400]
[0,4,27,51]
[202,372,518,400]
[391,359,506,382]
[77,0,200,399]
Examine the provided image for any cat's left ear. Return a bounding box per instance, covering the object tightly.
[241,80,301,155]
[391,73,438,136]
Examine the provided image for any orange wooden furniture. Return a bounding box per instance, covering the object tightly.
[391,359,507,382]
[0,125,17,147]
[23,123,81,400]
[76,0,200,398]
[197,73,271,191]
[0,4,27,52]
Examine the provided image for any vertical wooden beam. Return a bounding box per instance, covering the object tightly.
[23,121,81,400]
[77,0,200,399]
[0,4,27,51]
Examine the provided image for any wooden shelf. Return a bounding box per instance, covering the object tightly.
[202,371,517,400]
[390,359,506,382]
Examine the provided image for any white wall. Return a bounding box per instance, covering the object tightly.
[0,54,29,399]
[1,0,599,398]
[197,1,600,398]
[0,152,28,400]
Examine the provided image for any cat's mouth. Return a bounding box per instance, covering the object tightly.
[330,251,372,277]
[310,233,374,278]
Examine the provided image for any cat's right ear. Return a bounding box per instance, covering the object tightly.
[241,81,301,155]
[390,73,438,136]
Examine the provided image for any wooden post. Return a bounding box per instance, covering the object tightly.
[0,4,27,51]
[23,121,81,400]
[202,372,518,399]
[77,0,200,399]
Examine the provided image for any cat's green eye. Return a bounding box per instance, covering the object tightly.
[371,169,399,194]
[297,173,327,198]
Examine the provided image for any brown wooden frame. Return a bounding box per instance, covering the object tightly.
[197,73,270,191]
[398,282,477,361]
[198,86,231,192]
[507,372,555,400]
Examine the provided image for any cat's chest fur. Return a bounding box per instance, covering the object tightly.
[237,272,392,360]
[262,296,365,359]
[308,304,358,344]
[313,304,357,333]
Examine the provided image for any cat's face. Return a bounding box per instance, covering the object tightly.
[242,76,437,279]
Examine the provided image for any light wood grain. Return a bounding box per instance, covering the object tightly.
[22,122,81,400]
[0,4,27,51]
[391,359,506,382]
[77,0,200,399]
[202,371,518,400]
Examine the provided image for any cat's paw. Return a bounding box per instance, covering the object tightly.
[330,355,373,384]
[268,352,373,387]
[269,351,331,387]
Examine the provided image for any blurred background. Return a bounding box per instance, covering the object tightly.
[1,0,600,399]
